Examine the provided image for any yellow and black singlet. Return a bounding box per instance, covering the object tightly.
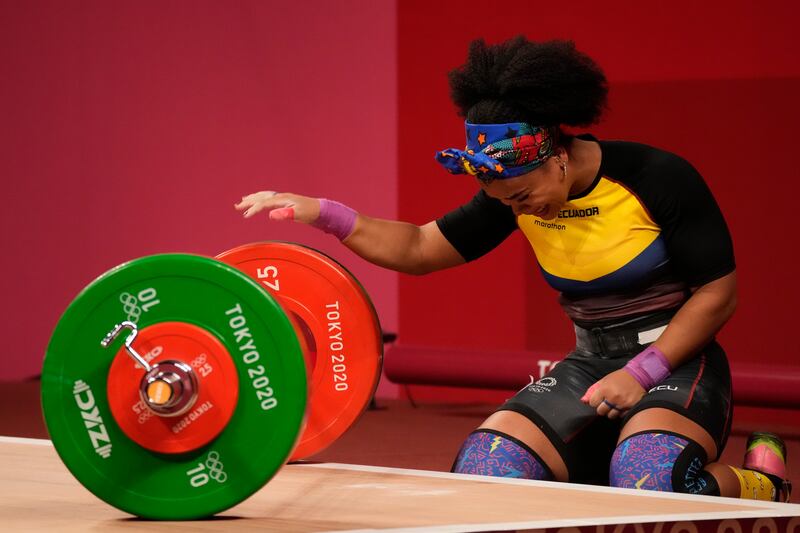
[436,137,735,325]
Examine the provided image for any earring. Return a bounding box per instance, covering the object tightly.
[554,156,567,179]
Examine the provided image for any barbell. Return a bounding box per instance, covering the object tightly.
[42,241,383,519]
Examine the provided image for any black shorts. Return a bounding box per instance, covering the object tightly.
[499,316,733,485]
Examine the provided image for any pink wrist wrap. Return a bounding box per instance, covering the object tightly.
[310,199,357,241]
[624,346,671,391]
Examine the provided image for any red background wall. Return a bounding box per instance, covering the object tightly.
[4,1,799,389]
[0,0,397,381]
[397,1,800,377]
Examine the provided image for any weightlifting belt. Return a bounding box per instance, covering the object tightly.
[573,311,676,359]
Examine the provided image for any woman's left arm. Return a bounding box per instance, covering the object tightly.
[582,271,737,418]
[652,270,737,369]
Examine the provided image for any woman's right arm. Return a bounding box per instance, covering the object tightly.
[343,216,465,275]
[235,191,465,275]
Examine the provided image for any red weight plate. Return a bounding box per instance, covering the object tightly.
[216,242,383,459]
[106,322,239,454]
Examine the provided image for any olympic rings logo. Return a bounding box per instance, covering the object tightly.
[187,450,228,488]
[133,400,154,425]
[119,288,161,323]
[205,451,228,483]
[119,293,142,322]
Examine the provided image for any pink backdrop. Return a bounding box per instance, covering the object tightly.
[397,0,800,393]
[5,1,800,394]
[0,0,397,381]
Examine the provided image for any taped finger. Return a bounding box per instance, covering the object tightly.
[269,207,295,221]
[581,382,600,404]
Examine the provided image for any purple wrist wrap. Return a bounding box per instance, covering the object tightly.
[624,346,671,391]
[310,199,357,241]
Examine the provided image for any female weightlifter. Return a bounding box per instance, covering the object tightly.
[235,36,790,502]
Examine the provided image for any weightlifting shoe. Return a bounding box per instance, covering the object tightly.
[743,432,792,502]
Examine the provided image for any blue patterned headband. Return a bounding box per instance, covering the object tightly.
[435,122,557,180]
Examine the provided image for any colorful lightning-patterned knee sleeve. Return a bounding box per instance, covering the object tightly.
[451,430,553,480]
[610,432,717,494]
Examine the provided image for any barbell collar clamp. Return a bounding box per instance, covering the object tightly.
[100,321,153,372]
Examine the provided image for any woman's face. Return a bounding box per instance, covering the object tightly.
[479,155,569,220]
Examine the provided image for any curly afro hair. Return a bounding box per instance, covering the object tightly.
[448,36,608,128]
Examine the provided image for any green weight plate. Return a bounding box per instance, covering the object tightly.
[42,254,307,519]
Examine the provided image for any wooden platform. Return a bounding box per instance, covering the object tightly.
[2,437,798,532]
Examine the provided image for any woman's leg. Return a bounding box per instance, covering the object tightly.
[614,408,785,500]
[611,341,788,501]
[452,411,568,481]
[616,408,730,494]
[452,355,621,484]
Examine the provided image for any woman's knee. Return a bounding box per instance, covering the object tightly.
[451,410,568,481]
[451,429,554,480]
[609,431,719,495]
